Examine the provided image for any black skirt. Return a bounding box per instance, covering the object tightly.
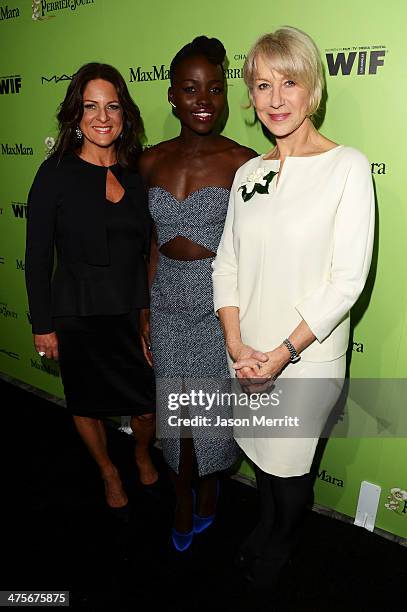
[54,310,155,417]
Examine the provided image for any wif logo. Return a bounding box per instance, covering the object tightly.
[0,4,20,20]
[325,45,386,76]
[11,202,28,219]
[0,74,21,94]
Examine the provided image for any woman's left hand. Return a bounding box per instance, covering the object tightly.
[139,308,153,367]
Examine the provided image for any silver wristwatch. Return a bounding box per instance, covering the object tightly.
[282,338,301,363]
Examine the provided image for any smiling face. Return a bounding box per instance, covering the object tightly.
[79,78,123,150]
[251,55,311,139]
[168,55,225,135]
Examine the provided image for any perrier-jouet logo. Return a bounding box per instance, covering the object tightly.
[384,487,407,515]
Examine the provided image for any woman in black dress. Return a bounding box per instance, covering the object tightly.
[25,63,157,513]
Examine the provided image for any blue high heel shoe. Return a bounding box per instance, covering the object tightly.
[171,527,194,551]
[193,481,220,534]
[171,494,194,551]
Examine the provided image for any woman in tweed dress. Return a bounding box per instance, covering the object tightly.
[139,36,256,550]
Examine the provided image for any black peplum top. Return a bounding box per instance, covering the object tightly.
[25,152,152,334]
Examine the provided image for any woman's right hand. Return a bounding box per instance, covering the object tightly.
[34,332,59,361]
[227,341,268,381]
[140,308,153,367]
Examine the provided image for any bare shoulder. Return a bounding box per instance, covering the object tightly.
[233,144,258,170]
[138,140,177,184]
[219,136,258,171]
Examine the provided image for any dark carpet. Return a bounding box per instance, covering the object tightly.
[2,378,405,611]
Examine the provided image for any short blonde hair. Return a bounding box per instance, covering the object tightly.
[243,26,324,116]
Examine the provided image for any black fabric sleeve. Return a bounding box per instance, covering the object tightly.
[25,158,60,334]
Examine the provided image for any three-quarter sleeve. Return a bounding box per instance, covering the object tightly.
[212,177,240,312]
[25,159,60,334]
[295,151,375,343]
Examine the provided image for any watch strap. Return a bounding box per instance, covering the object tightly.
[283,338,301,363]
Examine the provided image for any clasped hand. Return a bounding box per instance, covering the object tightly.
[229,342,289,393]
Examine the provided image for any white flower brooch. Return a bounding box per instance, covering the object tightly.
[238,167,278,202]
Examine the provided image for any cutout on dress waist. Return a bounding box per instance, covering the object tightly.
[160,235,216,260]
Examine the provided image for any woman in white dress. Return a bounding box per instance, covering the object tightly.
[212,26,375,591]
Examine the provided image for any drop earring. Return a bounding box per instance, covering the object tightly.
[75,126,83,140]
[169,101,176,109]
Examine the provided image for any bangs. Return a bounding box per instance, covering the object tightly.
[243,28,323,116]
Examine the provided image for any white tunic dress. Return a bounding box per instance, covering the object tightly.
[212,145,375,476]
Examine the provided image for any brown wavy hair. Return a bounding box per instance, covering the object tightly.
[53,62,143,168]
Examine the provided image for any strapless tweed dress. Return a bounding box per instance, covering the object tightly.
[148,186,239,476]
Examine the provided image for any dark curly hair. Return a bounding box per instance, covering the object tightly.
[53,62,143,168]
[170,35,226,83]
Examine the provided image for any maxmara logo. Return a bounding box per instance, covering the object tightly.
[385,488,407,516]
[325,44,387,76]
[129,65,169,83]
[0,302,18,320]
[317,469,344,487]
[0,4,20,20]
[352,341,364,353]
[371,162,386,175]
[129,64,243,83]
[31,357,60,377]
[0,347,19,360]
[0,74,21,94]
[32,0,94,21]
[1,143,33,155]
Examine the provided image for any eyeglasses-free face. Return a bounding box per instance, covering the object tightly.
[251,55,311,139]
[79,78,123,151]
[169,55,226,136]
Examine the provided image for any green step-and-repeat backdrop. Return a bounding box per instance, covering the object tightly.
[0,0,406,539]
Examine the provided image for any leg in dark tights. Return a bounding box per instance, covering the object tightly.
[239,464,277,562]
[247,465,313,588]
